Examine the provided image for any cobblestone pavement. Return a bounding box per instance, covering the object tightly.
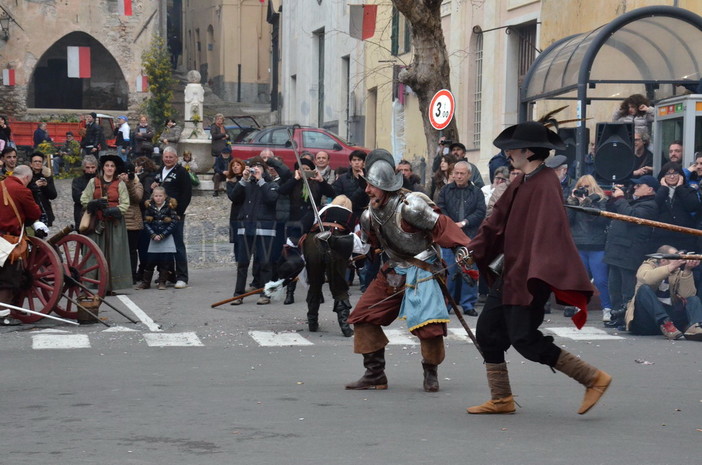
[51,178,236,270]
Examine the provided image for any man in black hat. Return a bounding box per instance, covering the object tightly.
[466,121,611,416]
[433,142,485,188]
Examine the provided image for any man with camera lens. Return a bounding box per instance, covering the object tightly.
[604,175,659,323]
[28,152,57,227]
[622,245,702,341]
[229,156,279,305]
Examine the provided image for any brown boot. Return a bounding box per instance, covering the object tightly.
[422,362,439,392]
[420,336,445,392]
[467,362,516,414]
[345,349,388,390]
[554,350,612,415]
[134,270,153,290]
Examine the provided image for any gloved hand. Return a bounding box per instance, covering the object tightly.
[32,221,49,238]
[87,198,108,214]
[453,246,474,274]
[103,207,122,219]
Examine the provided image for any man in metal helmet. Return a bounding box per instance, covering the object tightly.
[345,149,472,393]
[466,121,611,415]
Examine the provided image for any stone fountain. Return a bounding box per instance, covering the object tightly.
[177,70,213,190]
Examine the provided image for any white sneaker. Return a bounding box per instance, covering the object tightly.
[0,309,10,317]
[174,280,187,289]
[602,308,612,322]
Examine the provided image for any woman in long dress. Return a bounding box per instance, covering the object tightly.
[80,155,133,292]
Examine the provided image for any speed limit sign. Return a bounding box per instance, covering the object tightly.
[428,89,455,130]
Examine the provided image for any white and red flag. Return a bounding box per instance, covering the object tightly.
[2,69,15,86]
[136,74,149,92]
[118,0,133,16]
[67,46,91,78]
[349,4,378,40]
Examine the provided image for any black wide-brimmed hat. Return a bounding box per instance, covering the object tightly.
[99,154,125,174]
[493,121,565,151]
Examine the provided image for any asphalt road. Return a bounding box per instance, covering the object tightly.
[1,266,700,465]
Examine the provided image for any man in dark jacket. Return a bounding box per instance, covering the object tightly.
[229,156,279,305]
[27,152,57,226]
[152,147,192,288]
[81,112,106,156]
[467,121,610,416]
[438,160,485,315]
[604,175,659,323]
[71,155,98,228]
[333,150,368,217]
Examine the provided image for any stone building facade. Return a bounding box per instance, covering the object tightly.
[0,0,165,118]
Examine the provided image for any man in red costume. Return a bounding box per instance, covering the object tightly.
[466,121,612,415]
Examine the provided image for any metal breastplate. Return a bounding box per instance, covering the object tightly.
[369,193,435,264]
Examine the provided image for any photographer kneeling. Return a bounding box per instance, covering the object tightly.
[622,245,702,341]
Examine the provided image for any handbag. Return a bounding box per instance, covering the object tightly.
[78,210,97,235]
[188,170,200,186]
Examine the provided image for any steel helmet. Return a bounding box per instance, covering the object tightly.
[363,149,403,191]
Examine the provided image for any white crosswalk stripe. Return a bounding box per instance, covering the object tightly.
[545,326,625,340]
[143,332,204,347]
[32,334,91,350]
[249,330,314,347]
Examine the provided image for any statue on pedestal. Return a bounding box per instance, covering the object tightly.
[184,70,205,139]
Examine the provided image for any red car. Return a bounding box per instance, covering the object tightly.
[231,125,369,169]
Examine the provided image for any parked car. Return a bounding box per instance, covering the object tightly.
[230,124,369,169]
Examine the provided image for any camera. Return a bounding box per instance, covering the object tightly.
[441,139,453,146]
[574,186,589,197]
[302,170,317,179]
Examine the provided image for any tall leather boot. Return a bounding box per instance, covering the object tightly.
[307,295,320,332]
[333,299,354,337]
[420,336,445,392]
[467,362,516,414]
[284,281,296,305]
[554,350,612,414]
[345,348,388,390]
[157,267,168,290]
[135,270,154,290]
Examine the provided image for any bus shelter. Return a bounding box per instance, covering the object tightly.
[520,5,702,177]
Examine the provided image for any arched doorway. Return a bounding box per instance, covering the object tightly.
[28,32,128,110]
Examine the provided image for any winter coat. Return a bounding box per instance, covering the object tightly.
[28,167,57,226]
[230,176,279,235]
[143,197,179,238]
[134,124,155,155]
[332,171,368,216]
[123,177,144,231]
[566,194,610,250]
[72,173,96,227]
[604,194,658,270]
[649,184,701,252]
[278,177,335,222]
[437,181,485,239]
[210,123,228,155]
[153,164,192,217]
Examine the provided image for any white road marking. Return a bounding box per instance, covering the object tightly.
[102,326,139,332]
[143,332,203,347]
[116,295,162,332]
[447,327,474,343]
[32,329,71,334]
[248,331,313,347]
[546,326,624,340]
[32,334,91,350]
[385,329,418,345]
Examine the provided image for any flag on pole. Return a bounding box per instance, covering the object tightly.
[349,5,377,40]
[118,0,133,16]
[67,46,91,78]
[136,74,148,92]
[2,69,15,86]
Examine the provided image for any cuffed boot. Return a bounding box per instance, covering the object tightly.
[333,299,354,337]
[422,362,439,392]
[135,270,154,290]
[157,272,167,290]
[345,348,388,390]
[284,281,296,305]
[467,362,516,414]
[554,350,612,415]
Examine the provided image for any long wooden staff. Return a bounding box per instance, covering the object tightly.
[566,205,702,237]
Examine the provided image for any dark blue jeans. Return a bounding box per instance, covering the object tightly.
[173,219,188,283]
[630,285,702,335]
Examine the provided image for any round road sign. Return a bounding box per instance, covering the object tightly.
[428,89,455,130]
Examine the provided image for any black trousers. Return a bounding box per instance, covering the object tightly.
[476,277,561,366]
[302,233,349,310]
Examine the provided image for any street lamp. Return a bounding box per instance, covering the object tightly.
[0,13,11,41]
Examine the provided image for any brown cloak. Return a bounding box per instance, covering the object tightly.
[469,166,594,326]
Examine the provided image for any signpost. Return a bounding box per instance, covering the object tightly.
[428,89,455,130]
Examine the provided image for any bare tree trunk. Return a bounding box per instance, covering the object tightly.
[393,0,458,181]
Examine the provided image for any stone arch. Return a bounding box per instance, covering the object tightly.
[27,31,128,110]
